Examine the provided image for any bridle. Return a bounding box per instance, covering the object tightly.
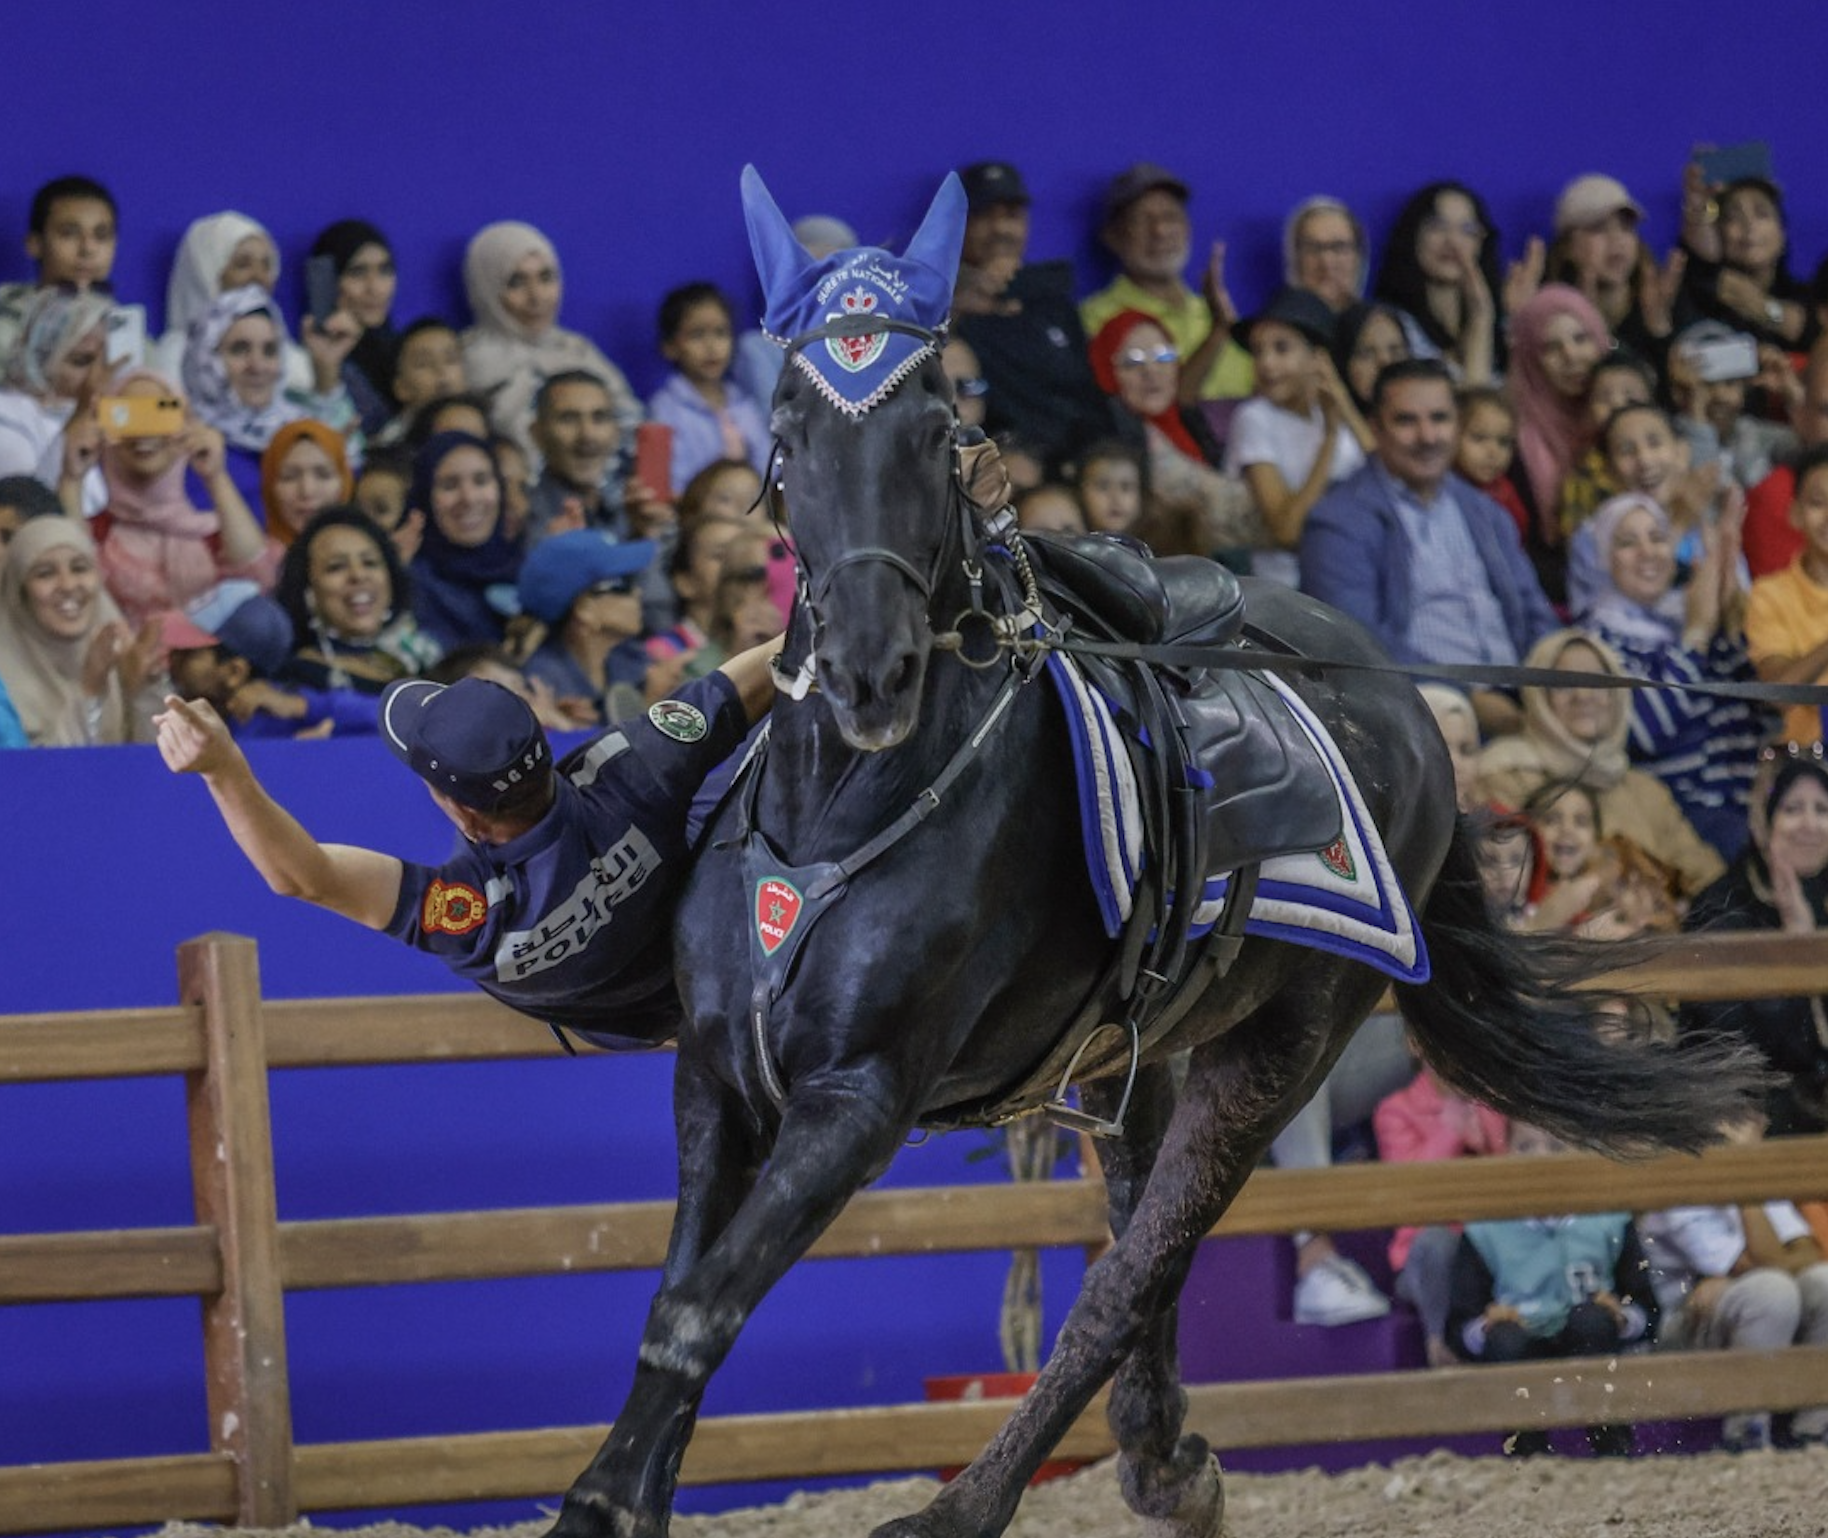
[763,312,1043,697]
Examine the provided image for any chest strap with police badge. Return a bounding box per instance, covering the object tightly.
[737,663,1029,1108]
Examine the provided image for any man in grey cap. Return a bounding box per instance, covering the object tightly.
[1080,161,1253,402]
[950,160,1122,475]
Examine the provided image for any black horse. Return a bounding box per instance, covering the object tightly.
[542,174,1763,1538]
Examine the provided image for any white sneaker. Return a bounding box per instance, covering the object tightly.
[1293,1255,1392,1326]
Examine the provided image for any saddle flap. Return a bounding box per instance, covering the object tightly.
[1179,670,1341,869]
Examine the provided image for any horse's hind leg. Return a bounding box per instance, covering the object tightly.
[875,990,1361,1538]
[1080,1067,1220,1533]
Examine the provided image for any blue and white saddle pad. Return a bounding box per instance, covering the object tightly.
[1045,652,1429,984]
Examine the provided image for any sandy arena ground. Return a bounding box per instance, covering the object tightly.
[153,1446,1828,1538]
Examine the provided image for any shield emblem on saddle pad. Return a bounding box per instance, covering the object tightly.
[755,876,804,956]
[823,287,886,373]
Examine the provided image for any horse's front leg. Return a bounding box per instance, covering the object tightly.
[545,1064,909,1538]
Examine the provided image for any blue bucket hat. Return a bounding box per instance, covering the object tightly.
[743,164,966,418]
[516,531,656,626]
[381,676,549,812]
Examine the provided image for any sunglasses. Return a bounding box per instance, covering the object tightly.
[586,576,637,597]
[953,375,989,398]
[1114,347,1179,369]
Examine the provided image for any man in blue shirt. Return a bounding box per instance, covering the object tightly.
[1300,358,1558,734]
[154,638,780,1048]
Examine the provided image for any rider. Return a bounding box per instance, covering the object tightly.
[155,638,781,1048]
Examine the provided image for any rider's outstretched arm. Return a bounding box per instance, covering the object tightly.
[155,695,403,929]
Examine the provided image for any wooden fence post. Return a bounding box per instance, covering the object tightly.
[179,932,296,1525]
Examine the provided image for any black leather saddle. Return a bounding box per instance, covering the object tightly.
[1021,531,1243,649]
[1019,531,1340,876]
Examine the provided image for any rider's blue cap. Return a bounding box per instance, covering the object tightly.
[381,676,549,813]
[743,164,966,418]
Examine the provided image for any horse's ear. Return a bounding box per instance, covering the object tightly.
[742,165,810,300]
[904,173,968,281]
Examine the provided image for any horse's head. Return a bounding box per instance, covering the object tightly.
[743,167,969,751]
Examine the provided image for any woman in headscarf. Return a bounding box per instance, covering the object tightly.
[1475,627,1726,897]
[275,504,437,697]
[259,419,354,548]
[0,515,158,744]
[0,287,113,514]
[181,286,358,514]
[459,219,640,452]
[1085,309,1260,557]
[404,431,524,650]
[91,367,277,628]
[1506,284,1614,547]
[1574,492,1768,858]
[1682,746,1828,1135]
[308,219,399,435]
[1282,196,1367,315]
[152,211,312,389]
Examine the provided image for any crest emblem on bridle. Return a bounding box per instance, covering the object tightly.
[823,287,886,373]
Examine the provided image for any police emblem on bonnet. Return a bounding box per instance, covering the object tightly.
[648,699,708,743]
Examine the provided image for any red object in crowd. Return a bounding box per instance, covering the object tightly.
[1744,463,1803,579]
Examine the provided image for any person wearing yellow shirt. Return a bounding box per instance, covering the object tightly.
[1079,163,1254,404]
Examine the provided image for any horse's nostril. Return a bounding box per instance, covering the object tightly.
[883,652,919,699]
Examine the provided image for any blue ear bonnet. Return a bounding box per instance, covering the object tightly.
[742,165,966,418]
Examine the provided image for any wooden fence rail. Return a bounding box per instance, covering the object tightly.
[4,930,1828,1535]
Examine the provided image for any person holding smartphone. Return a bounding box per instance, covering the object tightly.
[1679,154,1819,355]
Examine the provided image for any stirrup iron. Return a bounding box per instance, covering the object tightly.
[1043,1018,1139,1139]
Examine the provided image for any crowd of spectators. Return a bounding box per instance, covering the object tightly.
[4,152,1828,1448]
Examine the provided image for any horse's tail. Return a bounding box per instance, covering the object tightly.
[1393,815,1769,1154]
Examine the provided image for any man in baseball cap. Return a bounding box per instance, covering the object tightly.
[952,159,1120,474]
[1081,160,1253,402]
[155,631,784,1050]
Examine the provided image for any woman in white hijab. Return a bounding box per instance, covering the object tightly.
[151,211,313,392]
[459,220,640,453]
[0,287,113,515]
[0,515,158,745]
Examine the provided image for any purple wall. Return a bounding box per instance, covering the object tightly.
[3,3,1819,403]
[3,4,1819,1525]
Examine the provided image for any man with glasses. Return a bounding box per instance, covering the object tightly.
[1082,162,1254,403]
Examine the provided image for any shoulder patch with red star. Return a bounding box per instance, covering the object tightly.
[422,880,488,936]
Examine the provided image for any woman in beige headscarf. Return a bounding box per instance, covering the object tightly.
[459,220,640,453]
[0,516,159,745]
[1476,627,1724,896]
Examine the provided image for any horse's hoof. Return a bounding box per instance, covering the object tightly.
[1143,1454,1223,1538]
[1131,1450,1224,1538]
[539,1491,664,1538]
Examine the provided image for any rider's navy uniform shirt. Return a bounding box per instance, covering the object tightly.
[383,672,745,1048]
